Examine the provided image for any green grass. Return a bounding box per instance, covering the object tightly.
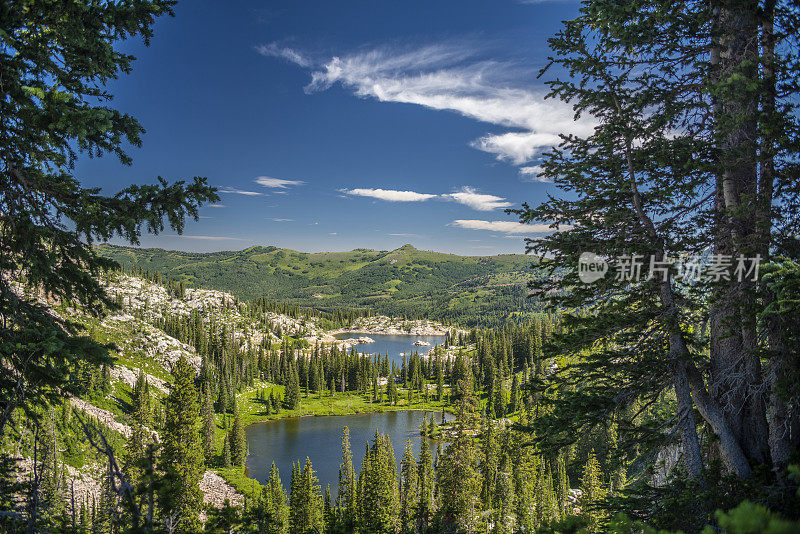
[207,382,456,450]
[215,467,265,502]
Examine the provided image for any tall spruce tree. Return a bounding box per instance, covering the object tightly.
[263,462,288,534]
[579,451,607,531]
[417,424,435,533]
[228,402,247,467]
[160,355,204,531]
[336,427,357,532]
[0,0,217,437]
[399,440,418,533]
[289,458,324,534]
[514,0,800,494]
[201,386,216,459]
[437,378,481,532]
[359,431,399,533]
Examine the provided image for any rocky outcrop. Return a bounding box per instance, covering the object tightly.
[68,398,159,442]
[331,316,461,337]
[109,364,169,394]
[200,471,244,509]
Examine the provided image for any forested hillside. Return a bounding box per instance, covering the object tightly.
[96,244,546,326]
[5,0,800,532]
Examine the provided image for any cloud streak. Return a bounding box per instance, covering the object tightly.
[255,176,305,189]
[450,219,559,234]
[342,188,438,202]
[342,186,513,211]
[219,188,263,196]
[261,42,596,167]
[443,187,512,211]
[519,165,551,183]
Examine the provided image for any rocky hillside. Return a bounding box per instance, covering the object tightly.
[8,271,462,516]
[8,273,314,514]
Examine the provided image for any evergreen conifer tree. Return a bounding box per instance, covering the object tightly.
[263,462,288,534]
[417,425,435,533]
[201,386,216,458]
[0,0,217,438]
[159,355,204,531]
[336,427,357,532]
[289,458,324,534]
[437,378,481,532]
[228,402,247,467]
[400,439,418,533]
[579,451,607,531]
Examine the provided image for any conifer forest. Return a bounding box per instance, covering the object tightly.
[2,0,800,532]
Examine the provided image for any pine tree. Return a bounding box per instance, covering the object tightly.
[555,451,569,517]
[417,424,435,532]
[126,374,155,491]
[359,432,399,533]
[480,417,499,512]
[289,458,324,534]
[386,373,398,406]
[228,402,247,467]
[512,443,537,533]
[436,359,445,402]
[0,0,217,439]
[159,355,204,531]
[131,371,152,428]
[437,378,481,532]
[337,427,357,532]
[399,440,418,533]
[263,462,288,534]
[511,0,800,490]
[285,364,301,411]
[201,386,216,458]
[36,410,64,526]
[509,375,520,414]
[579,451,607,531]
[494,453,515,534]
[222,437,232,468]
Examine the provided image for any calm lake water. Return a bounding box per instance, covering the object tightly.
[333,333,445,366]
[245,411,452,491]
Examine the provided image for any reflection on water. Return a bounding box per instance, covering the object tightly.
[244,410,452,490]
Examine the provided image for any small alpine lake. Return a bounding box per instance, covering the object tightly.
[244,410,453,491]
[332,333,445,366]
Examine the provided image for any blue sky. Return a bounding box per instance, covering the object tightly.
[77,0,589,255]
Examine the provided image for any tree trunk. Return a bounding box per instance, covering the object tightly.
[710,0,770,467]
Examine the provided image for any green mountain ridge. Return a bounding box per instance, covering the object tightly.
[96,243,546,325]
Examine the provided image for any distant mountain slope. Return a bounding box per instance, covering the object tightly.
[96,244,545,325]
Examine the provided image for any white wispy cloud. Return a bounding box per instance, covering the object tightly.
[270,218,295,222]
[443,187,512,211]
[519,165,551,183]
[450,219,558,234]
[220,187,263,196]
[472,132,562,165]
[389,233,420,237]
[255,43,312,67]
[255,176,305,189]
[342,188,438,202]
[343,186,512,211]
[207,204,226,208]
[261,42,596,167]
